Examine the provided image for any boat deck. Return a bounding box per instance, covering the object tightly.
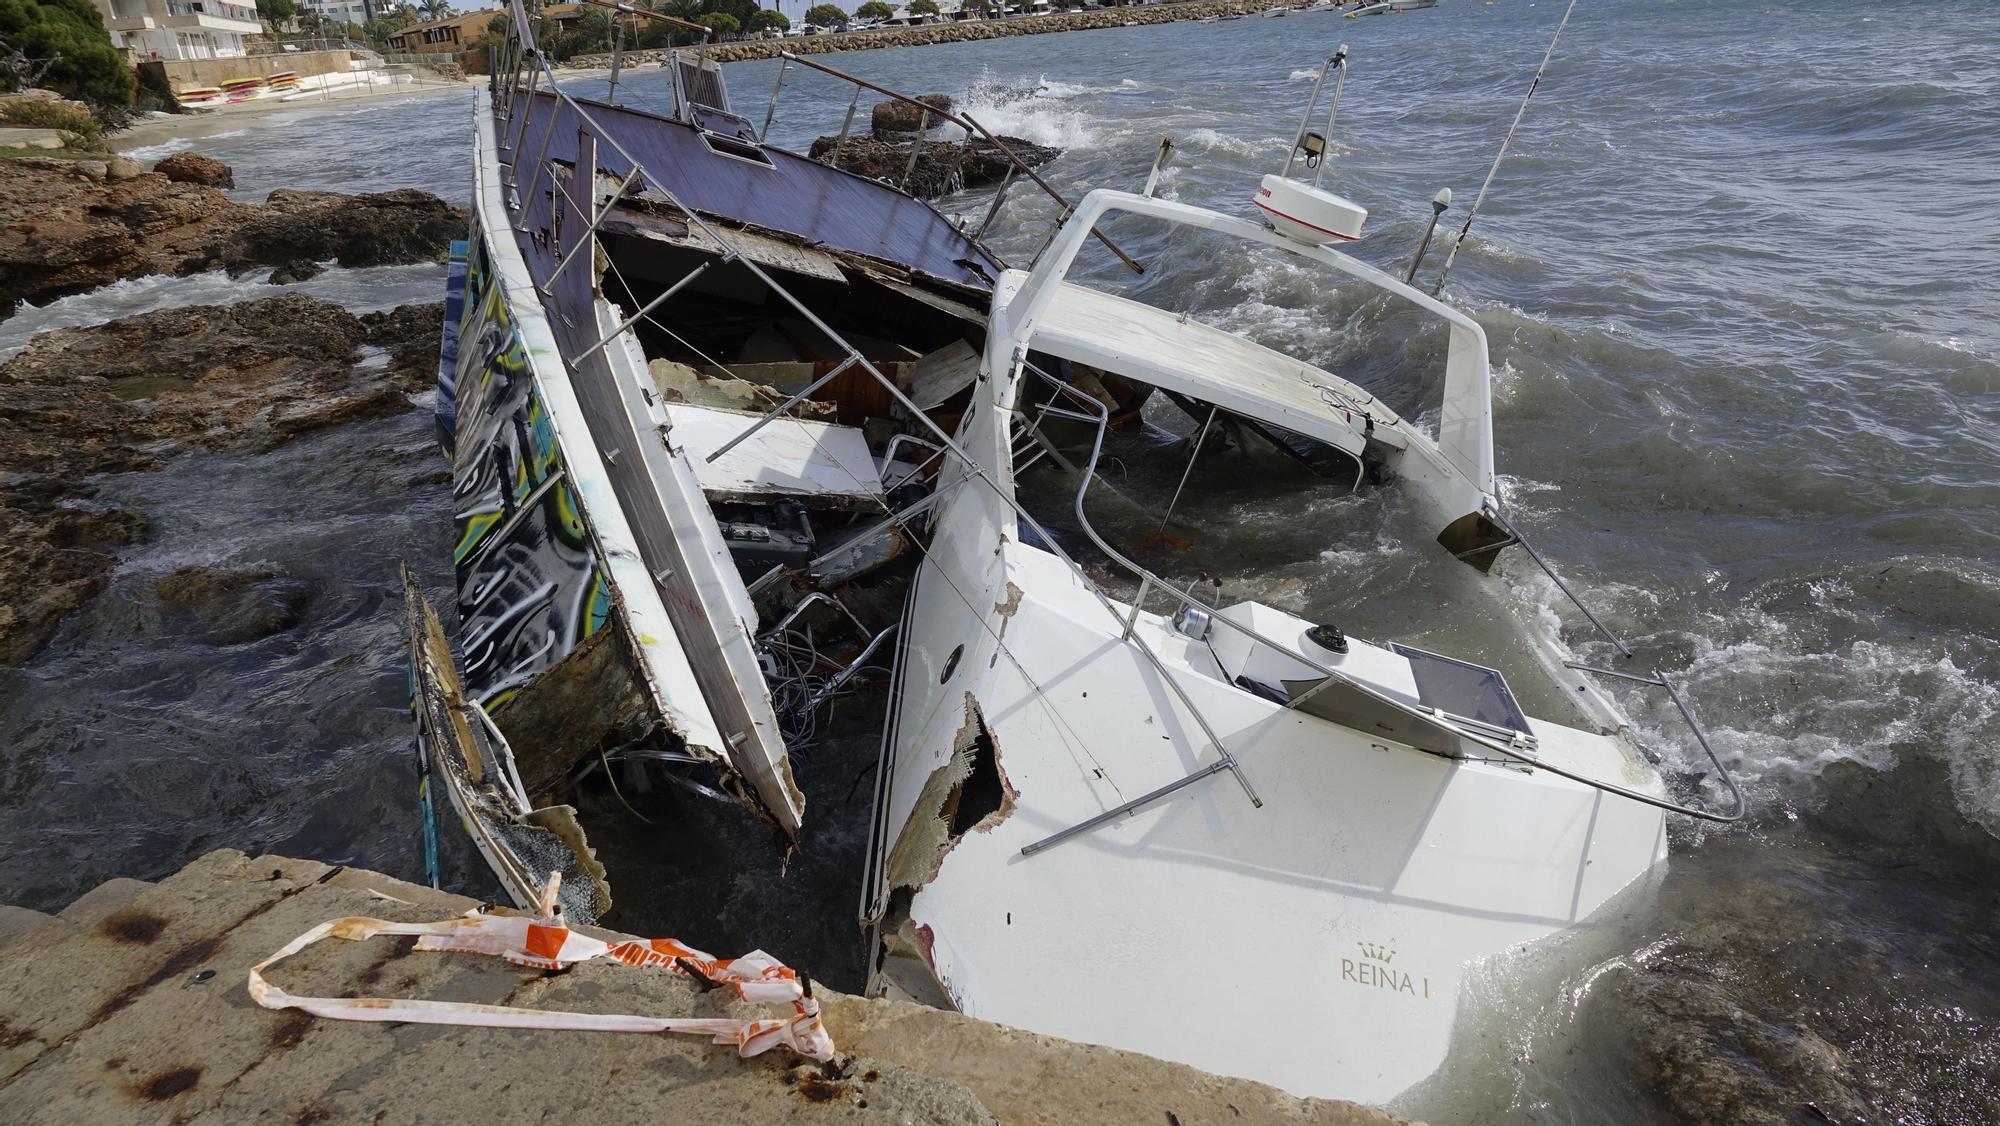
[516,91,1001,292]
[1029,279,1408,456]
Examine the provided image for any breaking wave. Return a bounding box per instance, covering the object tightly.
[952,71,1102,149]
[121,128,248,163]
[0,264,447,361]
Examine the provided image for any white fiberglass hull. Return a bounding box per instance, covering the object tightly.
[876,475,1667,1103]
[867,194,1672,1104]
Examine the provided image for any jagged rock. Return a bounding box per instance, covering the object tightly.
[0,295,442,665]
[223,187,466,275]
[267,259,324,285]
[154,565,311,645]
[358,302,448,389]
[872,94,954,139]
[0,156,466,319]
[152,151,234,188]
[806,133,1059,198]
[105,155,143,181]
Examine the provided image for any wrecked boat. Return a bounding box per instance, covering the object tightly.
[856,51,1744,1103]
[421,0,1123,920]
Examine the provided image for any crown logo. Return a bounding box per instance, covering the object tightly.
[1358,943,1395,964]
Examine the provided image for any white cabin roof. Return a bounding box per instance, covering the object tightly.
[1027,280,1406,456]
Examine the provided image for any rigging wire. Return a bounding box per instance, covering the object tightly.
[591,249,1127,804]
[1429,0,1582,296]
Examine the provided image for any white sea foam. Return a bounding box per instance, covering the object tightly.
[952,72,1099,149]
[1501,557,2000,836]
[121,128,248,163]
[1177,127,1284,160]
[0,263,447,361]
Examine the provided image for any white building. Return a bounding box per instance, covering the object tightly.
[885,0,974,23]
[298,0,372,30]
[94,0,264,60]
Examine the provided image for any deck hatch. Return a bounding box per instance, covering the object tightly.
[1389,643,1532,735]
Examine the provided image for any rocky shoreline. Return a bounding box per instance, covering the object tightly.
[0,155,456,665]
[0,292,444,665]
[0,154,464,320]
[565,0,1309,69]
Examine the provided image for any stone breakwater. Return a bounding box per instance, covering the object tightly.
[565,0,1306,69]
[0,849,1412,1125]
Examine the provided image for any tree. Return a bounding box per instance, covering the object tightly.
[747,8,787,33]
[709,0,757,26]
[0,0,135,110]
[417,0,453,20]
[254,0,295,24]
[695,9,737,37]
[545,6,612,58]
[803,3,846,28]
[473,10,510,46]
[909,0,938,15]
[854,0,893,20]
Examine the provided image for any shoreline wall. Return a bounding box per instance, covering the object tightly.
[140,49,364,96]
[0,849,1409,1125]
[563,0,1309,69]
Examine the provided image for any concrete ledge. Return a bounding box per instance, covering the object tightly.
[0,850,1411,1124]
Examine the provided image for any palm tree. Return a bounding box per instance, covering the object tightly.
[417,0,454,20]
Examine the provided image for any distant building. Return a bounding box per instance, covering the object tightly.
[93,0,264,60]
[383,3,583,53]
[298,0,371,30]
[885,1,975,24]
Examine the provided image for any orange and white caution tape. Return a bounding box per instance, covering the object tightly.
[246,874,833,1061]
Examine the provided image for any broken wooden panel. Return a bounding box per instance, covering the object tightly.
[403,566,612,925]
[669,403,888,511]
[487,625,650,795]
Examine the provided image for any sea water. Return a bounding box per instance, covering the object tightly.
[3,0,1996,1118]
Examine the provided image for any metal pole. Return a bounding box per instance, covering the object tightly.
[1312,50,1348,190]
[760,56,789,140]
[899,108,930,191]
[1140,135,1175,197]
[541,166,640,293]
[1281,45,1341,179]
[513,100,563,231]
[833,86,861,166]
[506,61,541,166]
[1403,187,1451,285]
[704,356,862,463]
[1019,758,1234,857]
[1152,404,1217,540]
[575,254,729,364]
[1433,0,1581,295]
[974,164,1017,240]
[607,15,625,105]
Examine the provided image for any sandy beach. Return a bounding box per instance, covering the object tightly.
[114,78,475,155]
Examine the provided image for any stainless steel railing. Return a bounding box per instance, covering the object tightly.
[1004,361,1744,845]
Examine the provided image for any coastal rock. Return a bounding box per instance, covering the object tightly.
[806,134,1059,198]
[0,156,466,319]
[872,94,954,138]
[0,502,152,665]
[266,259,324,285]
[105,155,143,181]
[152,151,234,188]
[74,160,107,183]
[564,0,1308,68]
[1594,831,2000,1124]
[154,565,312,645]
[0,295,443,664]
